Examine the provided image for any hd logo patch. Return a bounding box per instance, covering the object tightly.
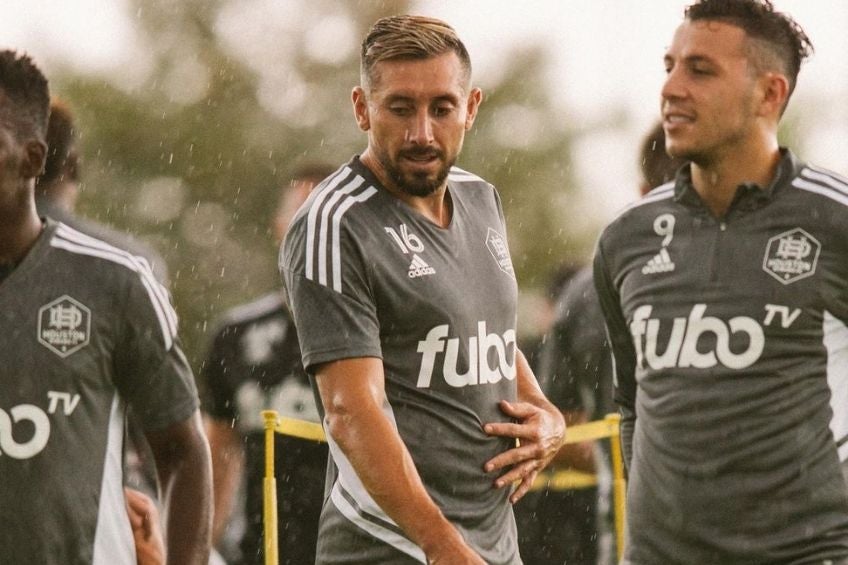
[38,295,91,357]
[486,227,515,278]
[762,228,820,285]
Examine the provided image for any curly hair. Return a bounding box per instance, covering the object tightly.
[360,15,471,90]
[0,50,50,141]
[685,0,813,101]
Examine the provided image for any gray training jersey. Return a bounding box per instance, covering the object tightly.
[0,220,198,565]
[594,150,848,564]
[280,157,521,564]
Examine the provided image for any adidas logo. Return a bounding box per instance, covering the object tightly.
[642,248,675,274]
[408,254,435,278]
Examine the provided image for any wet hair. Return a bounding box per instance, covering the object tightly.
[360,15,471,90]
[685,0,813,103]
[0,50,50,141]
[37,99,79,189]
[639,121,688,190]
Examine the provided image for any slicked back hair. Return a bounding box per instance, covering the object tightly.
[360,15,471,91]
[685,0,813,107]
[38,99,79,189]
[0,50,50,142]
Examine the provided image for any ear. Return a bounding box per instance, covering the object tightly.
[20,139,46,180]
[352,86,370,131]
[464,87,483,131]
[757,72,789,118]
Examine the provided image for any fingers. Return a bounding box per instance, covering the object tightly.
[484,442,539,474]
[497,400,538,419]
[491,458,538,489]
[509,469,539,504]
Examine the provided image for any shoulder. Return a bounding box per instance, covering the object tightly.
[448,166,497,197]
[599,182,676,244]
[49,222,163,287]
[791,163,848,210]
[49,222,178,348]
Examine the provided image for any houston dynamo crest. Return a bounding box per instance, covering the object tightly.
[762,228,820,285]
[38,295,91,357]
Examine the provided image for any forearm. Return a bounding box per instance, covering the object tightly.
[326,398,464,554]
[515,349,562,431]
[205,419,244,546]
[619,403,636,474]
[148,413,213,565]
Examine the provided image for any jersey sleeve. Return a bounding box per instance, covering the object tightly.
[280,215,381,372]
[200,323,239,421]
[113,271,199,432]
[593,236,637,469]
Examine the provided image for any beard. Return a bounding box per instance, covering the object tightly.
[378,146,454,197]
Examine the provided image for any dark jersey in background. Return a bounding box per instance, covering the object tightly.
[202,292,327,565]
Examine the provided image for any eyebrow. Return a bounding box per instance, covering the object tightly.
[384,93,461,105]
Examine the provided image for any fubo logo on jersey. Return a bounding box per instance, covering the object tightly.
[38,295,91,357]
[416,322,516,388]
[762,227,820,285]
[0,391,80,460]
[630,304,765,370]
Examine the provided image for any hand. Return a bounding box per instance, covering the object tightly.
[125,487,166,565]
[483,399,566,503]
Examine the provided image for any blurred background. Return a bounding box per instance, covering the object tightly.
[3,0,847,369]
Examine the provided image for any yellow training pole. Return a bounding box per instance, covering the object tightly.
[262,410,280,565]
[606,413,626,562]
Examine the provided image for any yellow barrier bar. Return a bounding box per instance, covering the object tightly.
[606,413,626,562]
[274,416,326,443]
[561,418,619,444]
[262,410,280,565]
[530,469,598,491]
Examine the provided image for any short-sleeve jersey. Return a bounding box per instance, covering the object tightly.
[594,149,848,563]
[280,157,520,564]
[0,221,198,565]
[201,292,327,565]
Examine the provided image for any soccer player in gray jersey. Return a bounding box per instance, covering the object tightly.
[0,50,212,564]
[280,15,564,565]
[594,1,848,563]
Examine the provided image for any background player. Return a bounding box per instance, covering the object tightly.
[203,163,334,565]
[594,1,848,561]
[281,15,564,564]
[520,121,685,565]
[35,99,169,283]
[0,50,212,564]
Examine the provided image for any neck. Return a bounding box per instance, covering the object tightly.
[0,184,43,264]
[691,134,780,217]
[361,150,452,228]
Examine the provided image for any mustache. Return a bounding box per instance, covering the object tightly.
[399,147,443,160]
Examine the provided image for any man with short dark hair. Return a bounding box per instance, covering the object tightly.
[281,15,564,565]
[0,50,212,565]
[594,1,848,562]
[203,164,334,565]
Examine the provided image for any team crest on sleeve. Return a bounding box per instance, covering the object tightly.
[38,295,91,357]
[486,228,515,278]
[762,228,820,285]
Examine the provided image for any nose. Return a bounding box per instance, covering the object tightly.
[405,108,434,146]
[661,64,686,104]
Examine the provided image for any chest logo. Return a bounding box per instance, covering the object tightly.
[762,228,820,285]
[486,228,515,278]
[642,213,676,275]
[386,224,436,279]
[38,295,91,358]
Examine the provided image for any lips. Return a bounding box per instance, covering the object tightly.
[663,108,695,128]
